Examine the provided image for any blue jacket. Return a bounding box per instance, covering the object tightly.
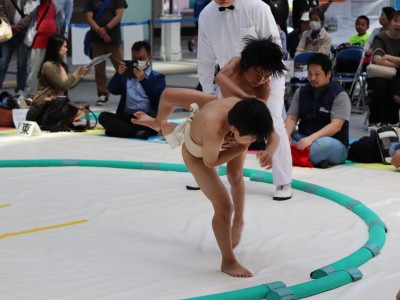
[108,70,166,116]
[298,83,349,147]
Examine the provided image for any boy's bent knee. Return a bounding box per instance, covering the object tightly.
[227,171,244,186]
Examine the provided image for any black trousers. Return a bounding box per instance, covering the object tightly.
[368,76,400,125]
[98,111,158,138]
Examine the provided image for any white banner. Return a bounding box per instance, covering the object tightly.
[70,24,145,65]
[323,0,391,47]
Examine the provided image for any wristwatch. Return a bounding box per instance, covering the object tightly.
[105,25,110,32]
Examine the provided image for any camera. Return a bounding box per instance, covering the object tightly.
[123,60,138,79]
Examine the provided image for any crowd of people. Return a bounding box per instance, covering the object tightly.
[1,0,400,280]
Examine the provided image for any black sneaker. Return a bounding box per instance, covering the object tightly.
[96,94,108,106]
[188,40,194,52]
[315,160,330,169]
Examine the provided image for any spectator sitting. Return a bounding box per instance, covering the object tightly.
[364,7,395,58]
[348,15,370,47]
[367,10,400,129]
[285,53,351,168]
[295,8,331,57]
[292,0,331,30]
[98,40,166,139]
[26,34,89,123]
[287,12,310,59]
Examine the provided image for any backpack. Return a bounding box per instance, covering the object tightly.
[347,130,381,163]
[0,91,18,109]
[376,126,400,165]
[348,127,400,164]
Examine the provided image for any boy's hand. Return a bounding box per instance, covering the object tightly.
[257,150,273,169]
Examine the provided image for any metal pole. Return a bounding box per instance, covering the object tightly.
[169,0,173,14]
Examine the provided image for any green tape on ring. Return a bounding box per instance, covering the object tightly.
[265,287,297,300]
[368,220,388,232]
[265,281,287,291]
[344,267,363,282]
[363,242,380,256]
[345,200,362,211]
[310,265,336,279]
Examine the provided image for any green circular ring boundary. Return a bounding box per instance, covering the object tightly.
[0,159,387,300]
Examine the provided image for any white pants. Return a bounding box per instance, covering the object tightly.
[27,48,46,97]
[267,75,292,186]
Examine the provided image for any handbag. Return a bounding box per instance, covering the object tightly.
[26,99,97,132]
[68,101,98,131]
[366,48,397,80]
[0,18,13,43]
[84,0,110,57]
[24,1,51,48]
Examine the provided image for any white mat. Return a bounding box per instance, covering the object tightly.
[0,133,399,299]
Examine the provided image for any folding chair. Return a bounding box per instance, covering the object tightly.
[285,51,316,109]
[331,47,366,113]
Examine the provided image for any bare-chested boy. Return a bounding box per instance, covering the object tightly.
[136,96,279,277]
[130,37,286,277]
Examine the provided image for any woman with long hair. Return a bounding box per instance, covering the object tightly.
[27,34,89,124]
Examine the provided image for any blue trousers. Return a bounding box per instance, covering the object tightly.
[0,34,29,92]
[292,133,348,165]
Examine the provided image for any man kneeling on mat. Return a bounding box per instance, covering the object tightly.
[133,97,279,277]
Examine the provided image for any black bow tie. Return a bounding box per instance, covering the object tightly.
[218,5,234,11]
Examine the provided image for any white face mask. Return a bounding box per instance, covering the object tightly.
[137,60,149,70]
[310,21,322,31]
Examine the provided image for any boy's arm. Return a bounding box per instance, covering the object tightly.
[215,57,249,98]
[257,131,280,169]
[285,114,298,140]
[202,131,248,168]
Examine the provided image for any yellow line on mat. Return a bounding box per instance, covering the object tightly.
[0,220,89,239]
[0,204,11,209]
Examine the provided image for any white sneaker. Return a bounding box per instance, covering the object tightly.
[16,90,26,98]
[273,184,293,201]
[96,94,108,106]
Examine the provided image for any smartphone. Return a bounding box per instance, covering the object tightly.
[123,60,138,79]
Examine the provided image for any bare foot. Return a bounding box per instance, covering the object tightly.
[221,260,253,277]
[160,120,178,137]
[131,111,160,132]
[231,221,244,249]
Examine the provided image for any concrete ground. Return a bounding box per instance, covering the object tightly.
[1,37,369,139]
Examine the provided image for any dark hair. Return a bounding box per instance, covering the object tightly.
[240,35,287,78]
[392,10,400,21]
[382,7,396,21]
[307,53,332,75]
[356,15,370,26]
[131,40,151,54]
[228,97,274,140]
[309,8,325,23]
[38,34,68,78]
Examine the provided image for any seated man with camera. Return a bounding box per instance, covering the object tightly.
[98,40,166,139]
